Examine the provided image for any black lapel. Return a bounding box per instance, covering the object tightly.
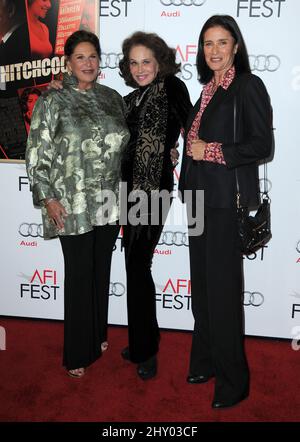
[185,95,202,134]
[199,75,245,129]
[200,85,229,128]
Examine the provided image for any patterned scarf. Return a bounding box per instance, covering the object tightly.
[124,78,168,193]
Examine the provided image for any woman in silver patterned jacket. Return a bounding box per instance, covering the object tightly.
[26,30,130,378]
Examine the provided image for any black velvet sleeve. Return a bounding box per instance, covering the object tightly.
[222,74,272,169]
[164,75,192,131]
[159,76,192,192]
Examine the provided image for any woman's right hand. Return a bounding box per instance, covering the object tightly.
[48,80,63,90]
[191,139,207,161]
[45,199,67,230]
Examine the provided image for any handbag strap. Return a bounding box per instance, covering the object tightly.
[233,97,268,208]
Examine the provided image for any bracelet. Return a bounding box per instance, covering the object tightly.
[44,198,56,207]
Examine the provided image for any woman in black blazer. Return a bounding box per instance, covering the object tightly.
[179,15,272,409]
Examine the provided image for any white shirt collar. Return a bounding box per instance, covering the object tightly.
[2,24,19,43]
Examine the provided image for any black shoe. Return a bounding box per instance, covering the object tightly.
[212,391,248,409]
[121,346,130,361]
[187,373,213,384]
[137,355,157,380]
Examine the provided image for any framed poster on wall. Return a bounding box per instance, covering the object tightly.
[0,0,99,162]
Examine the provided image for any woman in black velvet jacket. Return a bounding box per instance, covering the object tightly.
[119,31,192,380]
[179,15,272,408]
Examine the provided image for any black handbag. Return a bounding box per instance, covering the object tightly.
[236,179,271,255]
[234,100,272,255]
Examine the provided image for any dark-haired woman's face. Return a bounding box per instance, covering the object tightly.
[129,45,159,87]
[203,26,237,79]
[29,0,51,19]
[66,41,99,90]
[0,1,10,34]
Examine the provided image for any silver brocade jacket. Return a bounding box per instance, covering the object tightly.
[26,74,130,239]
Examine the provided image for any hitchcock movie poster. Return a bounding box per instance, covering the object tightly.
[0,0,99,161]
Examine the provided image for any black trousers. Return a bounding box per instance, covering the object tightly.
[188,206,249,401]
[59,224,119,370]
[123,223,163,363]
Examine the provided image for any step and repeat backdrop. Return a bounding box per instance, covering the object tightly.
[1,0,300,340]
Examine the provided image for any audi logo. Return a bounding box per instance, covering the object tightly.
[100,52,122,69]
[160,0,206,5]
[19,223,43,238]
[296,241,300,254]
[249,55,281,72]
[158,231,188,247]
[259,178,272,194]
[243,291,264,307]
[109,282,126,297]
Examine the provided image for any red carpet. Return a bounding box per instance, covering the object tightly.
[0,318,299,422]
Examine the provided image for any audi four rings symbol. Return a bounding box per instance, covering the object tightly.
[296,240,300,254]
[160,0,206,5]
[109,282,126,296]
[259,178,272,193]
[249,55,281,72]
[158,231,188,246]
[243,291,264,307]
[19,223,43,238]
[100,52,122,69]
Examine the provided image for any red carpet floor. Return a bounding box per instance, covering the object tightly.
[0,318,299,422]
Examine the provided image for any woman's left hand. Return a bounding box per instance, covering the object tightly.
[191,139,207,161]
[45,199,67,230]
[48,79,63,90]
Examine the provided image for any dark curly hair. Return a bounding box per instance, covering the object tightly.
[20,87,41,113]
[119,31,181,88]
[4,0,25,20]
[196,15,251,84]
[64,30,101,59]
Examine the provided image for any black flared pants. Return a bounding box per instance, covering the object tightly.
[188,207,249,401]
[59,224,119,370]
[123,223,163,363]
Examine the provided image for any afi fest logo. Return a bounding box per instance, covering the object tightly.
[176,44,197,81]
[291,292,300,319]
[156,278,191,310]
[100,0,132,17]
[236,0,287,18]
[18,176,30,191]
[20,269,60,301]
